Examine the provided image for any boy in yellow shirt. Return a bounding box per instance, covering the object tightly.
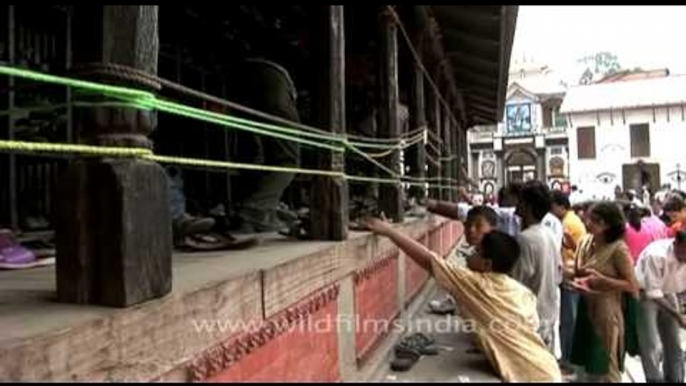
[366,218,562,382]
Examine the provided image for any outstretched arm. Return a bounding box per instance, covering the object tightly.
[426,200,462,221]
[366,217,435,272]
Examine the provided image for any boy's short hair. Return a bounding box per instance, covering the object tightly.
[466,205,498,227]
[480,231,521,274]
[663,196,686,213]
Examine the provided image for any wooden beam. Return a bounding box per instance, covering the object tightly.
[431,6,500,40]
[408,9,427,201]
[446,46,497,68]
[446,52,498,74]
[58,5,172,307]
[442,104,453,200]
[310,5,348,241]
[378,8,403,222]
[443,28,500,49]
[465,93,497,106]
[453,69,499,88]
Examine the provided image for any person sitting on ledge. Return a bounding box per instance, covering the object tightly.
[365,217,562,382]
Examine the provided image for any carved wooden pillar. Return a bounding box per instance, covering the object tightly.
[407,9,426,201]
[56,6,172,307]
[378,8,403,222]
[310,5,349,240]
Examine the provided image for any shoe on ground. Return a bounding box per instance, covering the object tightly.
[396,333,439,356]
[428,297,456,315]
[390,353,420,372]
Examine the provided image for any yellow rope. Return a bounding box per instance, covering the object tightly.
[0,140,460,190]
[0,140,152,157]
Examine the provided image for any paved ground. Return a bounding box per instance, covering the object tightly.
[373,288,501,383]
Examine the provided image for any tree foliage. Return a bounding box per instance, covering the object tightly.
[577,51,622,84]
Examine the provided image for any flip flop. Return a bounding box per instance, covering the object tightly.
[176,232,259,252]
[390,350,420,372]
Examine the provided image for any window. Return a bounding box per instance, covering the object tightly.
[553,107,567,128]
[577,126,596,159]
[630,123,650,158]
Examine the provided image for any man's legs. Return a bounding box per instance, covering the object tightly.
[559,287,579,364]
[236,170,296,233]
[638,297,665,382]
[166,166,214,240]
[657,295,684,383]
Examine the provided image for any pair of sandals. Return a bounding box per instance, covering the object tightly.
[390,333,439,372]
[174,214,259,252]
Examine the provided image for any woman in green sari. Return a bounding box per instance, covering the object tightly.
[567,202,640,382]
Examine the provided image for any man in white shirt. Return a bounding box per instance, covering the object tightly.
[511,181,561,353]
[635,231,686,383]
[542,212,563,253]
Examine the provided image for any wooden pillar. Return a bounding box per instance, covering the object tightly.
[310,5,349,240]
[426,83,439,200]
[378,8,403,222]
[433,89,443,201]
[451,119,459,198]
[407,9,426,201]
[56,6,172,307]
[456,125,466,185]
[442,103,452,201]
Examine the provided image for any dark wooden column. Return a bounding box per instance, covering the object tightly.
[310,5,349,240]
[426,82,439,200]
[56,6,172,307]
[442,103,453,201]
[407,9,427,201]
[377,8,403,222]
[456,124,466,185]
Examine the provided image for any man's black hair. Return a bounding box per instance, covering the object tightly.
[519,180,552,222]
[551,190,571,210]
[466,205,498,227]
[498,182,523,206]
[663,196,686,214]
[480,231,521,274]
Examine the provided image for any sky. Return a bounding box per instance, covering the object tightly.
[511,6,686,83]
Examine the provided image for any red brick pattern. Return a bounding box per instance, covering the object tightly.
[353,254,399,361]
[191,286,340,382]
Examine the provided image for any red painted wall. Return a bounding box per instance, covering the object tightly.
[353,254,399,362]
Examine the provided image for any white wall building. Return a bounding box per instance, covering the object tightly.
[561,74,686,199]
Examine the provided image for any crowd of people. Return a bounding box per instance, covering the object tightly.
[366,181,686,382]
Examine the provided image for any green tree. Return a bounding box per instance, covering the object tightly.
[577,51,622,84]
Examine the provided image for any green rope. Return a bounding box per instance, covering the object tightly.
[0,66,155,100]
[0,65,460,189]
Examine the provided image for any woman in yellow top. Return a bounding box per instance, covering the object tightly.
[567,202,639,382]
[366,217,561,382]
